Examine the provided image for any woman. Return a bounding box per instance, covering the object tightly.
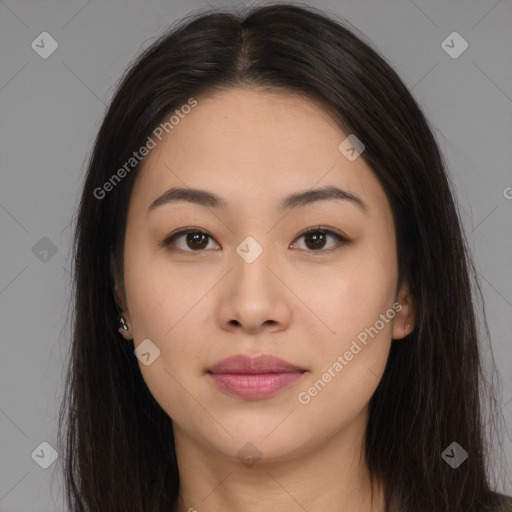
[57,3,511,511]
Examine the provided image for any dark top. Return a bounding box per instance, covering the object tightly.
[491,494,512,511]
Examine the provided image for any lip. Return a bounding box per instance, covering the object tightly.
[207,354,305,374]
[207,354,307,399]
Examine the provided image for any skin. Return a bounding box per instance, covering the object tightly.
[113,87,416,512]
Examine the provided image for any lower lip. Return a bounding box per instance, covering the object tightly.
[208,372,306,399]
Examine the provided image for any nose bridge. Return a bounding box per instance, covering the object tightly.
[233,234,276,291]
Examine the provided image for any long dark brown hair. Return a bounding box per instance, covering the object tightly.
[57,3,508,511]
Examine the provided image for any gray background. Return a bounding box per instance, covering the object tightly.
[1,0,511,510]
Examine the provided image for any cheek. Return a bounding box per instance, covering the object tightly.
[122,235,202,338]
[124,271,209,392]
[294,241,397,412]
[123,260,208,423]
[296,286,395,424]
[122,244,210,377]
[300,248,397,356]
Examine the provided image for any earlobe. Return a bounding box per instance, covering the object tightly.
[117,315,132,340]
[392,281,416,340]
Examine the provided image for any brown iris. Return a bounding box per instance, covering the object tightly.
[303,231,327,250]
[185,232,209,250]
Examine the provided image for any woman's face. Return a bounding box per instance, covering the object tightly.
[115,87,414,463]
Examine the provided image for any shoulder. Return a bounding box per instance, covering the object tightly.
[489,493,512,512]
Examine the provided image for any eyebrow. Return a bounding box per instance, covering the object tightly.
[147,185,367,214]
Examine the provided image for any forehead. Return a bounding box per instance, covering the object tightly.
[129,87,389,217]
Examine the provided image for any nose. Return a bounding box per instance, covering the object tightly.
[216,241,293,335]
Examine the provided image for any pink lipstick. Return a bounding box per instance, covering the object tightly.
[206,354,307,399]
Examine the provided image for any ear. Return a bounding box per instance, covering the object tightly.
[110,251,125,310]
[110,251,132,339]
[392,280,416,340]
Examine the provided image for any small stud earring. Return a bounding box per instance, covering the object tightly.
[118,315,129,334]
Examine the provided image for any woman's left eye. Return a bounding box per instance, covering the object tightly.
[290,227,349,252]
[160,226,349,254]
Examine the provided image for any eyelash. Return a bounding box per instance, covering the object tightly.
[160,226,349,255]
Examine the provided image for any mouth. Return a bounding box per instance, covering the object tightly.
[206,354,307,399]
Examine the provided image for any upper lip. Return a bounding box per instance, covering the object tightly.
[207,354,306,374]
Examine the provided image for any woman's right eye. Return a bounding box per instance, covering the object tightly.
[161,229,220,253]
